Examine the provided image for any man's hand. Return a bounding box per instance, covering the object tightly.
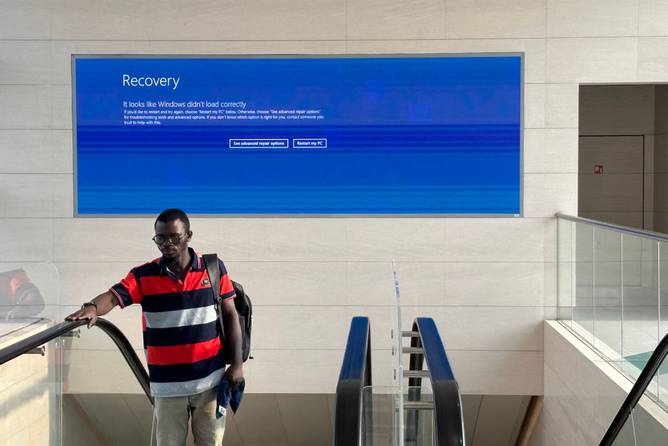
[64,291,119,328]
[65,305,98,328]
[223,363,244,389]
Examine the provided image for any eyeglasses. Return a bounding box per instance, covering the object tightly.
[152,233,187,246]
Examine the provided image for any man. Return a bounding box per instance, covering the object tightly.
[66,208,243,446]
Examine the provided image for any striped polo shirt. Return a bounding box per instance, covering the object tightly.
[110,248,236,397]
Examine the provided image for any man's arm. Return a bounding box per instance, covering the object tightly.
[221,297,244,387]
[65,291,119,328]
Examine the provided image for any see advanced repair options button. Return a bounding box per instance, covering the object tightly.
[292,138,327,148]
[229,139,289,148]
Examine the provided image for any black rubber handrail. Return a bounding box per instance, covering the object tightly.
[408,317,465,446]
[0,318,153,404]
[600,333,668,445]
[334,316,372,446]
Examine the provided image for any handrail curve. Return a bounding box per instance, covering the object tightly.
[334,316,372,446]
[410,317,465,446]
[0,318,153,404]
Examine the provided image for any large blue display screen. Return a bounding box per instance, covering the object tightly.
[73,55,522,215]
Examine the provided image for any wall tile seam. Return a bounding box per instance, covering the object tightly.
[48,260,557,264]
[222,305,554,309]
[3,220,557,225]
[49,259,558,263]
[0,173,71,176]
[0,170,576,177]
[48,262,559,268]
[0,217,556,223]
[0,128,73,131]
[0,37,553,43]
[4,34,668,43]
[3,127,581,132]
[0,81,555,87]
[58,304,554,309]
[2,82,568,89]
[3,215,551,218]
[0,83,70,86]
[74,347,545,353]
[545,33,643,39]
[545,36,640,42]
[526,127,578,130]
[3,36,635,43]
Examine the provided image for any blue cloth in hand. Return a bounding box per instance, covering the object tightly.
[216,377,245,419]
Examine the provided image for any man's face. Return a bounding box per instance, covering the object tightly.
[153,219,191,259]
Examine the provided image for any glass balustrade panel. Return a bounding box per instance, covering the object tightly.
[60,323,154,446]
[1,262,61,335]
[362,385,401,446]
[620,234,659,392]
[557,218,575,326]
[362,385,436,446]
[573,222,595,345]
[0,333,62,446]
[593,226,623,362]
[404,385,434,446]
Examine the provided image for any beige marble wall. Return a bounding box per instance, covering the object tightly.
[0,323,53,446]
[2,0,668,397]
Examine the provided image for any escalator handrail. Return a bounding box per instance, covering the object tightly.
[0,318,153,404]
[413,317,465,446]
[334,316,372,446]
[600,333,668,446]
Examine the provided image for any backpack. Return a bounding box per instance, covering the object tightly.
[203,254,253,363]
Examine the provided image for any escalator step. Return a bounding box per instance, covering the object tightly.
[403,370,429,378]
[402,347,424,354]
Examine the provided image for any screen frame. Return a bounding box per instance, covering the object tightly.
[71,53,524,218]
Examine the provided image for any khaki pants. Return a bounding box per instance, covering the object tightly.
[154,386,226,446]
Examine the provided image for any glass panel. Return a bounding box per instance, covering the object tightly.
[61,324,154,446]
[404,385,434,446]
[391,262,404,442]
[573,222,595,345]
[362,386,401,446]
[593,227,623,361]
[0,262,63,445]
[362,385,434,446]
[558,218,575,324]
[0,262,60,334]
[621,235,659,390]
[0,332,62,446]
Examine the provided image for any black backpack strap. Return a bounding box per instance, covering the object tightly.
[203,253,226,345]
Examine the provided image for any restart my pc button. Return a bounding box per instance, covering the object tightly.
[293,138,327,148]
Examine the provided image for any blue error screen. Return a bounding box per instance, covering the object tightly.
[73,56,522,215]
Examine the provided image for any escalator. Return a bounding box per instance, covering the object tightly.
[1,316,667,445]
[334,317,668,446]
